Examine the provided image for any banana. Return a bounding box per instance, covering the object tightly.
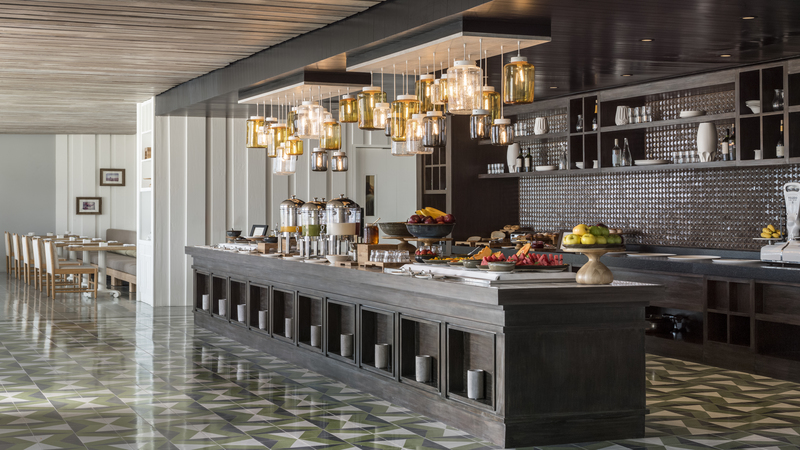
[762,227,772,234]
[761,232,773,238]
[424,207,446,219]
[773,232,781,238]
[768,224,776,232]
[415,210,429,217]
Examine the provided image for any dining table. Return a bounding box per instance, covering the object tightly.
[64,241,136,298]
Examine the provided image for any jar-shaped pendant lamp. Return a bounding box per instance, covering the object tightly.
[491,118,514,146]
[416,74,435,113]
[390,95,420,142]
[268,122,288,158]
[482,86,501,121]
[331,151,348,172]
[406,114,425,154]
[320,119,341,150]
[358,87,387,130]
[339,95,358,123]
[391,139,411,156]
[422,111,446,148]
[372,102,390,130]
[503,56,535,104]
[470,109,492,140]
[286,135,304,156]
[448,61,482,115]
[311,148,328,172]
[246,116,266,148]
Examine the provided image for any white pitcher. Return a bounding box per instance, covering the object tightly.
[615,106,628,126]
[696,122,717,162]
[534,117,548,135]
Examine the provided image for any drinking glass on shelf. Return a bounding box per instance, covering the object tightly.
[671,151,679,163]
[627,107,634,124]
[645,106,653,122]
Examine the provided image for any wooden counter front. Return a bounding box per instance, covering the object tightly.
[187,246,662,447]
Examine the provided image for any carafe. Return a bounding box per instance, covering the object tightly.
[773,89,784,111]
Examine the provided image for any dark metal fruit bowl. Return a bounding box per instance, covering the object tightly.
[378,222,414,237]
[405,223,455,239]
[226,230,242,238]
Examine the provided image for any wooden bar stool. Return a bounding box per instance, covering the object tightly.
[44,241,98,299]
[3,232,14,275]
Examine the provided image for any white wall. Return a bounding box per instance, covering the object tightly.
[54,135,137,238]
[0,135,56,271]
[152,116,417,306]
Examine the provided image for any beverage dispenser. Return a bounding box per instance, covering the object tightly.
[278,195,304,254]
[298,198,327,258]
[325,194,362,256]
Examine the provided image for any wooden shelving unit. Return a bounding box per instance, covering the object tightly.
[477,61,799,179]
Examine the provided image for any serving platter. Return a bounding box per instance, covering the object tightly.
[667,255,721,260]
[711,259,761,265]
[627,253,676,257]
[634,160,670,166]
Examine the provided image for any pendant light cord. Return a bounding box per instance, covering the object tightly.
[500,45,504,119]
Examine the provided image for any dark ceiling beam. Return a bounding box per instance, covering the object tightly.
[155,0,493,116]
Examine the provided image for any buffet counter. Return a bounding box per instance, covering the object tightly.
[187,245,662,447]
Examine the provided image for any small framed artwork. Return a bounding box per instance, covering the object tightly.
[76,197,102,215]
[100,168,126,186]
[250,224,268,237]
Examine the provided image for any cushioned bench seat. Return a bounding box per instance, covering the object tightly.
[74,228,136,292]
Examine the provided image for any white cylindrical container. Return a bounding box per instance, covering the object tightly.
[237,304,246,323]
[375,343,390,369]
[310,325,322,348]
[218,299,227,317]
[237,362,246,381]
[415,355,432,383]
[202,294,210,311]
[467,369,485,400]
[258,310,268,330]
[696,122,717,161]
[284,318,293,339]
[341,333,354,357]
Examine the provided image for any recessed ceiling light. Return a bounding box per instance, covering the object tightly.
[622,74,632,77]
[640,38,654,42]
[742,16,756,20]
[550,86,558,89]
[720,54,732,58]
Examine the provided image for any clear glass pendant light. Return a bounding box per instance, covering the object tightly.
[331,151,348,172]
[372,68,390,130]
[422,110,446,148]
[406,113,424,154]
[311,147,328,172]
[448,44,482,115]
[492,46,515,146]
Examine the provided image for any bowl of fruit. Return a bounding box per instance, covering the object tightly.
[406,207,456,239]
[561,223,625,248]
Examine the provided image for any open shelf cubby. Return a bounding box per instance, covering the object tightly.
[248,283,270,334]
[360,306,395,377]
[447,326,495,410]
[399,316,441,392]
[327,300,357,363]
[754,282,800,321]
[729,282,752,314]
[790,112,800,158]
[761,66,784,114]
[739,69,760,116]
[211,275,227,319]
[229,279,247,326]
[729,315,751,347]
[756,320,800,362]
[271,288,295,342]
[194,271,210,313]
[707,312,728,343]
[298,294,324,352]
[707,279,729,311]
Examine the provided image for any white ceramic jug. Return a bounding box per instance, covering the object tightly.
[696,122,717,162]
[534,117,548,135]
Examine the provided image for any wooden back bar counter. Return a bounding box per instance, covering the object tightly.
[187,246,663,447]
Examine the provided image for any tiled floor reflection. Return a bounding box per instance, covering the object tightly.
[3,276,800,449]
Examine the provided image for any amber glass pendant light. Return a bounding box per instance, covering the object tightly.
[358,72,387,130]
[321,95,341,150]
[503,41,535,105]
[339,88,358,123]
[391,62,420,144]
[246,100,266,149]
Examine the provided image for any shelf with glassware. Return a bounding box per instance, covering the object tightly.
[478,131,569,146]
[478,61,800,179]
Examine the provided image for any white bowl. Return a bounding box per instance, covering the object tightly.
[747,105,761,114]
[575,162,585,169]
[745,100,760,106]
[326,255,352,264]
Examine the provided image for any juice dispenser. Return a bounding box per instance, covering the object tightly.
[325,194,362,256]
[278,195,304,254]
[298,198,327,258]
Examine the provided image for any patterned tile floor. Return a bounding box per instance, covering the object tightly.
[2,277,800,449]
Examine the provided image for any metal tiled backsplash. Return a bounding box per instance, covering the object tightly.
[519,165,800,251]
[521,138,568,166]
[517,108,568,135]
[645,122,734,161]
[647,89,735,121]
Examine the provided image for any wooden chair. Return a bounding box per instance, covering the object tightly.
[33,239,80,292]
[11,234,23,280]
[43,240,97,299]
[3,232,14,275]
[20,235,35,285]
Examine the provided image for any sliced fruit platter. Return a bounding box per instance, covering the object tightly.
[480,249,565,267]
[562,223,626,249]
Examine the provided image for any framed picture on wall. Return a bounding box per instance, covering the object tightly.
[99,168,126,186]
[76,197,102,215]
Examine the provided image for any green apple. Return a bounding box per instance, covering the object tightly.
[581,234,597,245]
[608,235,621,245]
[589,226,603,236]
[563,234,581,245]
[595,236,607,245]
[601,227,610,237]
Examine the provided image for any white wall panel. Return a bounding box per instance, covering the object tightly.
[207,117,227,244]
